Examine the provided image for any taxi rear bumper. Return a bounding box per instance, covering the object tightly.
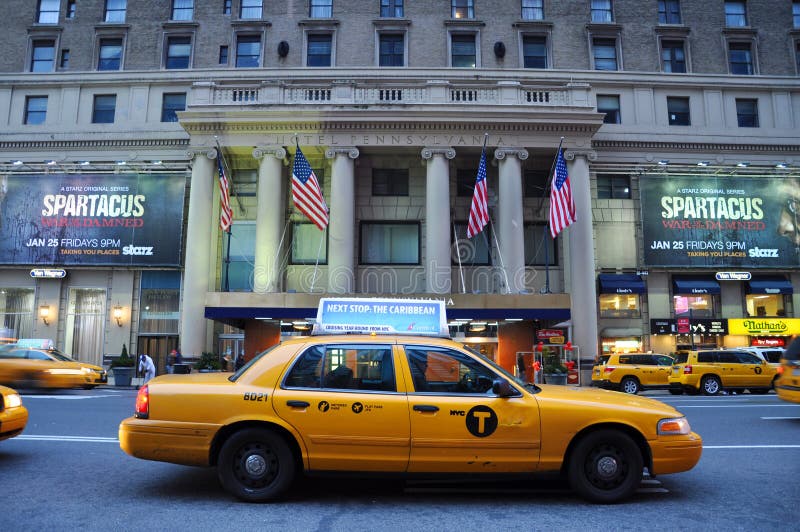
[119,417,218,466]
[649,431,703,475]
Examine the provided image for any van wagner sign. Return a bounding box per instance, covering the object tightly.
[0,174,185,267]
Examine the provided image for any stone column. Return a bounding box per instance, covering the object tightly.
[421,147,455,294]
[564,149,599,358]
[252,146,287,293]
[325,147,359,293]
[495,147,529,293]
[180,147,216,358]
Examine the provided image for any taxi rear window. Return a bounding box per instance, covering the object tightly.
[673,353,688,364]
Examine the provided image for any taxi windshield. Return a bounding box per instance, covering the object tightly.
[462,344,534,392]
[228,344,280,382]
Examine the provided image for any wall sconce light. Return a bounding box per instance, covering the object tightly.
[493,41,506,59]
[278,41,290,58]
[39,305,51,326]
[113,305,123,327]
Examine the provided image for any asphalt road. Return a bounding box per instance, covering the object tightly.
[1,388,798,532]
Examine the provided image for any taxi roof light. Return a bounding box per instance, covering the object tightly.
[135,385,149,419]
[313,297,449,338]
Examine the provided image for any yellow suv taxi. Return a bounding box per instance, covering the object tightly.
[669,349,777,396]
[775,340,800,404]
[120,298,702,504]
[592,353,675,394]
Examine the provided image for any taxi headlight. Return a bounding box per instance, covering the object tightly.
[46,368,83,375]
[4,393,22,409]
[658,416,691,435]
[82,367,93,374]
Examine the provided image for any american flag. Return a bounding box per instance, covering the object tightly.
[549,148,575,238]
[217,156,233,233]
[466,148,489,238]
[292,145,329,230]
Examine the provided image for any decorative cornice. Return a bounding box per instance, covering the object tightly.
[0,138,189,150]
[420,147,456,160]
[493,147,529,161]
[252,146,287,160]
[591,139,800,154]
[565,149,598,161]
[186,147,217,160]
[324,146,359,159]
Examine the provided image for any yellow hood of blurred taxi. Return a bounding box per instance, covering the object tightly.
[536,384,683,416]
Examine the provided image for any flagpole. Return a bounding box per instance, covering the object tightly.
[543,137,565,294]
[215,136,245,215]
[309,226,325,293]
[453,220,466,294]
[213,136,235,292]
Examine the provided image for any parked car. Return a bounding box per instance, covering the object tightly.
[669,349,777,395]
[738,347,785,368]
[0,346,105,389]
[775,340,800,404]
[592,353,675,394]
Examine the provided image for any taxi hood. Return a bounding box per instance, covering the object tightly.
[537,384,683,416]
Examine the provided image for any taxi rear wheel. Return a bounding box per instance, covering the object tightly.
[620,377,640,395]
[567,429,643,504]
[701,376,721,396]
[217,428,295,502]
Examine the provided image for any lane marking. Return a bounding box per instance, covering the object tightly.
[20,395,119,400]
[761,416,800,420]
[16,435,118,443]
[703,445,800,449]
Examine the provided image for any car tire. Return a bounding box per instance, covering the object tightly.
[620,377,640,395]
[701,375,721,396]
[217,428,295,502]
[668,389,683,395]
[567,429,643,504]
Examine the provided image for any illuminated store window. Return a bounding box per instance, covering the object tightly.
[673,295,714,318]
[65,288,106,367]
[599,294,640,318]
[0,288,35,341]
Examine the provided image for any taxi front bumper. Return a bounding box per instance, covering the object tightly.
[649,431,703,475]
[0,405,28,441]
[119,417,218,467]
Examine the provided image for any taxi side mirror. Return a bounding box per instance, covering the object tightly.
[492,378,518,398]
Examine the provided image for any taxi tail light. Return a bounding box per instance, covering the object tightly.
[683,364,693,374]
[135,385,149,419]
[603,366,616,373]
[776,366,784,375]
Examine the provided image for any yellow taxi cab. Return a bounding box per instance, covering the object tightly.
[0,345,105,389]
[120,298,702,504]
[592,353,675,395]
[668,349,777,396]
[0,384,28,442]
[775,339,800,404]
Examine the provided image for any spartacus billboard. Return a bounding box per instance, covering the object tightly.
[0,174,185,266]
[641,176,800,268]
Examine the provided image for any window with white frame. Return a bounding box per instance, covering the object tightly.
[381,0,403,18]
[667,96,690,125]
[735,98,759,127]
[223,0,231,15]
[360,222,419,264]
[24,95,48,125]
[307,33,333,66]
[161,93,186,122]
[521,0,543,20]
[591,0,613,23]
[660,39,686,72]
[165,36,192,69]
[379,33,404,66]
[236,34,261,67]
[291,223,328,264]
[172,0,193,21]
[37,0,60,24]
[0,288,35,341]
[97,37,123,70]
[65,288,106,366]
[597,94,621,123]
[30,39,56,72]
[728,41,754,74]
[310,0,333,18]
[725,1,747,27]
[658,0,681,24]
[240,0,262,19]
[451,33,477,67]
[592,37,618,70]
[66,0,76,19]
[104,0,126,22]
[522,35,547,68]
[452,0,474,19]
[92,94,116,123]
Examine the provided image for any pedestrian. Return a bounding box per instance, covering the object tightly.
[167,349,177,374]
[234,352,245,371]
[174,348,183,365]
[138,353,156,384]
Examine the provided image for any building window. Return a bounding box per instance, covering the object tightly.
[725,1,747,27]
[596,174,630,199]
[66,0,76,19]
[658,0,681,24]
[24,96,48,125]
[522,35,547,68]
[30,40,56,72]
[60,49,70,68]
[223,0,231,14]
[599,294,640,318]
[524,224,557,266]
[451,34,476,67]
[240,0,262,19]
[673,295,714,318]
[592,37,618,70]
[521,0,544,20]
[236,35,261,67]
[379,33,404,66]
[372,169,409,196]
[98,38,123,70]
[92,94,116,124]
[219,45,229,65]
[139,273,181,335]
[0,288,35,340]
[165,36,191,69]
[360,222,419,265]
[794,1,800,28]
[456,168,478,197]
[221,223,255,291]
[172,0,193,21]
[161,92,186,122]
[597,94,621,123]
[796,41,800,74]
[745,294,785,317]
[667,96,690,125]
[310,0,332,18]
[736,98,759,127]
[65,288,106,366]
[524,170,548,197]
[291,223,328,264]
[105,0,126,22]
[381,0,403,17]
[37,0,60,24]
[307,34,332,66]
[454,223,491,265]
[728,41,753,74]
[452,0,474,19]
[661,39,686,73]
[591,0,613,23]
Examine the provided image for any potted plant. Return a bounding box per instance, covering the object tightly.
[111,344,135,386]
[194,351,222,372]
[542,348,568,385]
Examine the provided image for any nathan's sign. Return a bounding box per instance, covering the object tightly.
[0,174,185,266]
[728,318,800,336]
[641,176,800,268]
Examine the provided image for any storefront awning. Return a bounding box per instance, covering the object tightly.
[598,274,646,294]
[747,276,794,295]
[673,277,720,295]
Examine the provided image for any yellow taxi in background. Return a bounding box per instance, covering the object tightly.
[0,384,28,442]
[775,339,800,404]
[592,353,675,394]
[121,298,702,504]
[669,349,777,395]
[0,345,105,389]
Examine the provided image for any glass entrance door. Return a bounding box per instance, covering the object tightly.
[137,336,179,376]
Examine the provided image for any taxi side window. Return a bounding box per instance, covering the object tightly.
[716,352,740,364]
[734,352,760,364]
[655,355,674,366]
[284,346,324,388]
[284,344,396,392]
[405,346,496,394]
[697,352,715,363]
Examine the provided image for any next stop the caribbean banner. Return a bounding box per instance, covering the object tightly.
[0,174,185,266]
[641,176,800,268]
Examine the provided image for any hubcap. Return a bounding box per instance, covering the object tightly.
[596,456,619,478]
[245,454,267,477]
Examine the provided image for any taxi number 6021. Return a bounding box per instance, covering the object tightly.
[243,392,267,402]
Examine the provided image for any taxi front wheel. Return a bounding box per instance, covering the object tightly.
[217,428,295,502]
[567,429,643,504]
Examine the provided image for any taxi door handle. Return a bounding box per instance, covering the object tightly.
[286,400,310,408]
[413,405,439,413]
